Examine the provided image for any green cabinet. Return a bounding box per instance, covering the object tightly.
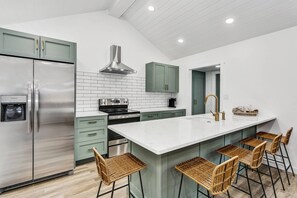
[0,28,39,58]
[141,109,186,121]
[146,62,179,93]
[75,116,108,162]
[40,36,75,63]
[0,27,76,63]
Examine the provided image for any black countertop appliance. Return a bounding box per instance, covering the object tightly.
[168,98,176,108]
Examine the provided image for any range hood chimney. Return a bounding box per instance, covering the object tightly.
[100,45,136,74]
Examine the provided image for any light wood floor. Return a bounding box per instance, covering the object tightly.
[0,162,296,198]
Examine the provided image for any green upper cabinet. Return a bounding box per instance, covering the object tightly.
[0,28,39,58]
[40,36,76,63]
[146,62,179,93]
[0,27,76,63]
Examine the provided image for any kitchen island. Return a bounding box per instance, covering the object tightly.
[109,113,276,198]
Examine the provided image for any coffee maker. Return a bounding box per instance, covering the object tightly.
[168,98,176,108]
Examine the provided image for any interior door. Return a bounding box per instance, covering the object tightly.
[33,60,75,179]
[0,55,33,188]
[192,70,206,115]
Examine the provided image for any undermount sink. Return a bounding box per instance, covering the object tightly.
[185,114,215,123]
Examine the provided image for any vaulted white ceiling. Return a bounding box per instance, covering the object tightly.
[0,0,114,25]
[123,0,297,59]
[1,0,297,60]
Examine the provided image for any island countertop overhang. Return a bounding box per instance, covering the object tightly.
[108,113,276,155]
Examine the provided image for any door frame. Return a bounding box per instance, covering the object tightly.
[189,63,223,115]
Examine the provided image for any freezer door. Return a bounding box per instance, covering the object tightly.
[33,60,74,179]
[0,55,33,188]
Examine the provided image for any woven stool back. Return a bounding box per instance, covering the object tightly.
[211,156,239,195]
[250,141,267,169]
[270,134,282,154]
[93,147,111,185]
[283,127,293,145]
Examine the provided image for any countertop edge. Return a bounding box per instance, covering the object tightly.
[109,115,276,155]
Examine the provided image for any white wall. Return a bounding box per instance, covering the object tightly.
[4,11,169,76]
[172,25,297,170]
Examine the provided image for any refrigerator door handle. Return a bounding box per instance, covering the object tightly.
[34,86,40,133]
[27,83,33,134]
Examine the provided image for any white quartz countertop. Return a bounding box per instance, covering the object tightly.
[135,107,186,113]
[109,113,276,155]
[76,111,108,118]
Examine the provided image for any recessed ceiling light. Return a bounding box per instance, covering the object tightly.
[148,6,155,11]
[177,38,184,43]
[225,18,234,24]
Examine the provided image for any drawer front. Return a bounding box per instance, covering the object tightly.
[175,110,186,117]
[141,112,159,121]
[160,112,176,119]
[76,116,107,129]
[76,127,107,143]
[76,139,107,161]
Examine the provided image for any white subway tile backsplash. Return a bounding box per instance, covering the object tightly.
[76,71,175,112]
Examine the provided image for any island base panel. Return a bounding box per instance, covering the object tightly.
[129,127,256,198]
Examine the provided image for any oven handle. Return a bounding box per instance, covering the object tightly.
[108,113,140,120]
[27,83,33,134]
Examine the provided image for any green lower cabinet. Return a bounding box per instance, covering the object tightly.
[140,109,186,121]
[75,115,108,162]
[141,112,160,121]
[75,139,107,161]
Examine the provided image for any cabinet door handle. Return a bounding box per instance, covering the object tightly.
[35,39,39,50]
[88,133,97,136]
[88,121,97,124]
[42,40,45,51]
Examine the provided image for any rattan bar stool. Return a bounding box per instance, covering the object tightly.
[175,156,239,198]
[257,127,295,185]
[240,134,285,198]
[93,148,146,198]
[217,141,267,198]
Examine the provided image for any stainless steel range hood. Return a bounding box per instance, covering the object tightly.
[100,45,136,74]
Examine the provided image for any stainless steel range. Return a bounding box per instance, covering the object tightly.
[99,98,140,157]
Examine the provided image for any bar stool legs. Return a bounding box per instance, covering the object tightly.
[138,171,145,198]
[245,165,253,198]
[265,152,279,198]
[283,144,295,176]
[97,181,102,197]
[272,154,285,191]
[256,168,266,198]
[178,174,184,198]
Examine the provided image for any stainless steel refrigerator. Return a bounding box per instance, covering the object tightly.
[0,55,75,191]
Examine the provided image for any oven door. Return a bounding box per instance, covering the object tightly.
[108,115,140,157]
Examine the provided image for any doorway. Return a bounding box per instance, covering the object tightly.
[192,65,221,115]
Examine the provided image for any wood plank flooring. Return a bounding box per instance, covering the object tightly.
[0,162,296,198]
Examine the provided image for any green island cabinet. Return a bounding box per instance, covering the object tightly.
[146,62,179,93]
[0,27,76,63]
[140,109,186,121]
[75,116,108,162]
